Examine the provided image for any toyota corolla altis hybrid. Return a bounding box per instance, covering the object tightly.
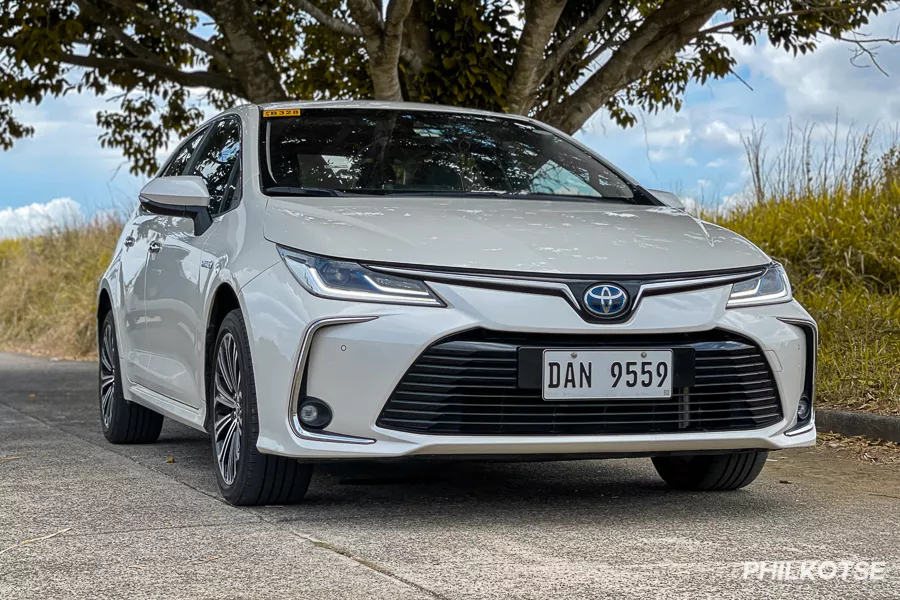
[97,102,817,505]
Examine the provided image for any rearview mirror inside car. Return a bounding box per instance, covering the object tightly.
[139,176,213,235]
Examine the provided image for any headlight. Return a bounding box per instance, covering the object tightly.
[727,263,792,308]
[278,247,444,306]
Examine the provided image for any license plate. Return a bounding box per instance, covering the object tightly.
[542,350,673,400]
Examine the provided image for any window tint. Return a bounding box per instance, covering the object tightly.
[189,117,241,214]
[161,128,207,177]
[260,110,635,201]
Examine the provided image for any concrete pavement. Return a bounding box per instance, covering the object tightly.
[1,353,899,599]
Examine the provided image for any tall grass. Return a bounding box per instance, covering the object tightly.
[0,216,122,358]
[712,123,900,414]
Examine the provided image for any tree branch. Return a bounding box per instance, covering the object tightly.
[348,0,413,101]
[541,0,728,133]
[507,0,567,115]
[75,0,160,63]
[699,1,884,36]
[203,0,287,102]
[537,0,615,87]
[99,0,233,68]
[348,0,384,38]
[58,51,243,93]
[292,0,364,37]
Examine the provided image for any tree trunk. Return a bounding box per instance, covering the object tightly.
[205,0,288,103]
[507,0,567,115]
[400,0,434,102]
[349,0,414,102]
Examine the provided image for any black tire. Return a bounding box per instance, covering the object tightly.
[652,451,768,491]
[99,311,164,444]
[210,309,313,506]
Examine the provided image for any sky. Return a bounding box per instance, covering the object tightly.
[1,12,899,238]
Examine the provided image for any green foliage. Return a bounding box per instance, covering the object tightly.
[287,0,374,100]
[413,0,515,111]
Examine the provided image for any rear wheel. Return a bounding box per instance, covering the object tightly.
[210,309,313,505]
[652,451,768,491]
[99,312,164,444]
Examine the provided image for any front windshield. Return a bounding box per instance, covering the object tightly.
[260,109,636,201]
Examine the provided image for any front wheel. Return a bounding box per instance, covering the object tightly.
[652,451,768,491]
[210,309,313,506]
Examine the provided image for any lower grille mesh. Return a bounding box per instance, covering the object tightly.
[376,330,783,435]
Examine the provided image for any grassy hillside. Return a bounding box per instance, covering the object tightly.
[0,218,121,358]
[0,140,897,414]
[712,132,900,415]
[716,187,900,415]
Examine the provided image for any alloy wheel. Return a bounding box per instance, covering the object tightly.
[99,322,116,428]
[213,332,243,485]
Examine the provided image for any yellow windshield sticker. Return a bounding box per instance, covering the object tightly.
[262,108,302,118]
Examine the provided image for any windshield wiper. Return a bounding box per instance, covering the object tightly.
[266,186,345,197]
[266,187,397,197]
[365,190,634,202]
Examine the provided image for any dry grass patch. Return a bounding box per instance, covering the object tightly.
[0,217,121,358]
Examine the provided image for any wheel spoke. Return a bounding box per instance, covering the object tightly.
[214,381,237,410]
[100,347,112,372]
[217,348,234,393]
[228,337,239,394]
[101,386,113,425]
[214,412,234,440]
[216,419,236,463]
[217,419,238,484]
[228,423,240,481]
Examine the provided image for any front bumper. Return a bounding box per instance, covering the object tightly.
[241,261,817,460]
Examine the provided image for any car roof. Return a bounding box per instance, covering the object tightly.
[255,100,511,119]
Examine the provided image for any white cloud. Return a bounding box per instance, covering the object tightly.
[696,120,743,150]
[644,126,692,148]
[706,158,727,168]
[0,198,84,239]
[648,148,674,162]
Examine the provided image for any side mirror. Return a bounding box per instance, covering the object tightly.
[139,176,213,235]
[648,189,685,210]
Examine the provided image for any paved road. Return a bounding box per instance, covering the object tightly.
[1,354,899,600]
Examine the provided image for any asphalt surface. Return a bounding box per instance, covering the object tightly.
[1,353,899,600]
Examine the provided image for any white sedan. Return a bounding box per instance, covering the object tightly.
[97,101,817,505]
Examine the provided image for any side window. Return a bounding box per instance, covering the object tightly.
[189,117,241,215]
[161,127,208,177]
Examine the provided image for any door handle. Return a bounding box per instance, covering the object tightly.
[124,236,135,248]
[149,241,162,254]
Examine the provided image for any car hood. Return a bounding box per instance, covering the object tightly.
[262,196,769,276]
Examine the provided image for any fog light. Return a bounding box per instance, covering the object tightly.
[298,398,332,429]
[300,404,319,423]
[797,396,811,422]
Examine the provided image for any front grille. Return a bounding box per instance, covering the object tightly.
[376,330,783,435]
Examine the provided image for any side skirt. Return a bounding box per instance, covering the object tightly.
[128,383,207,432]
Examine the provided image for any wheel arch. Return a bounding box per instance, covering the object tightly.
[203,282,244,430]
[96,282,116,352]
